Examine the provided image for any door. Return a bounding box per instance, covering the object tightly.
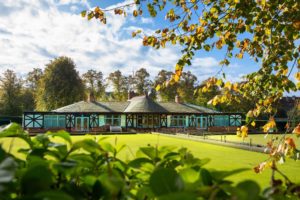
[75,117,89,131]
[196,116,207,129]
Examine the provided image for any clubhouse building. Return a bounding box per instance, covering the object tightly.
[22,94,242,133]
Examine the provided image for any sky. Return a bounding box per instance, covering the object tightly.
[0,0,298,96]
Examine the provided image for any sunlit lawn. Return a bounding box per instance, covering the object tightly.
[1,133,299,188]
[206,133,299,146]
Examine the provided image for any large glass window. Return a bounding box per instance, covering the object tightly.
[170,115,186,127]
[44,115,65,128]
[105,115,121,126]
[137,115,160,128]
[214,115,229,126]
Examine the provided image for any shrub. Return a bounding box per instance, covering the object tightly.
[0,123,299,200]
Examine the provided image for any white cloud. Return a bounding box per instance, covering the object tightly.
[0,0,221,85]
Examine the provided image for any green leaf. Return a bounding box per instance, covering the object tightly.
[72,139,101,153]
[210,168,249,181]
[128,157,153,169]
[81,10,87,17]
[48,130,72,145]
[200,169,213,186]
[149,168,184,196]
[21,164,53,195]
[138,146,157,160]
[179,168,199,184]
[159,192,197,200]
[236,180,260,200]
[100,142,115,153]
[34,191,74,200]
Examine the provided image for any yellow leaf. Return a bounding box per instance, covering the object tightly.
[282,68,288,75]
[155,84,161,91]
[133,10,138,17]
[263,117,276,133]
[295,72,300,81]
[241,126,248,138]
[251,121,256,127]
[174,74,180,82]
[224,81,232,90]
[236,53,243,59]
[216,39,223,49]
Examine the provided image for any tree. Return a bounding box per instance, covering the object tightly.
[0,70,23,115]
[154,70,178,101]
[83,0,299,116]
[177,71,197,103]
[26,68,43,91]
[134,68,152,95]
[107,70,128,101]
[36,57,85,110]
[82,69,106,100]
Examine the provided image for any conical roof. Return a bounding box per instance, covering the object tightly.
[124,95,168,113]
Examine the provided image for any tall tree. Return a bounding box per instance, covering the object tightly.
[107,70,128,101]
[0,70,23,115]
[25,68,43,110]
[134,68,152,95]
[177,71,197,103]
[154,70,178,102]
[36,57,85,110]
[26,68,43,91]
[82,69,106,100]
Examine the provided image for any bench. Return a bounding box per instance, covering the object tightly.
[110,126,122,132]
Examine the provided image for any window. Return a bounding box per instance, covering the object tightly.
[137,115,160,128]
[170,115,186,127]
[214,115,229,127]
[105,115,121,126]
[44,115,65,128]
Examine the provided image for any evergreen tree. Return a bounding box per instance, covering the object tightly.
[36,57,85,110]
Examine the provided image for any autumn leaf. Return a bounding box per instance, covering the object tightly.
[155,84,161,91]
[292,123,300,137]
[251,121,256,127]
[263,117,276,133]
[241,126,248,138]
[285,137,296,149]
[295,72,300,81]
[81,10,87,17]
[133,10,138,17]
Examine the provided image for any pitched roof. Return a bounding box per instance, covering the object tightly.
[52,95,221,114]
[53,101,129,113]
[124,96,168,113]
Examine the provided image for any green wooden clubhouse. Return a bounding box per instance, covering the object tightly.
[23,94,242,133]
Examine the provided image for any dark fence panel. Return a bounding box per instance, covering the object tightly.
[0,116,22,126]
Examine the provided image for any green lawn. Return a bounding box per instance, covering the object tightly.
[206,133,299,146]
[0,133,299,188]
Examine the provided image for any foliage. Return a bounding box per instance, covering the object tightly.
[0,70,23,115]
[82,69,106,100]
[134,68,152,95]
[107,70,129,101]
[83,0,299,116]
[36,56,85,110]
[25,68,43,92]
[1,123,300,200]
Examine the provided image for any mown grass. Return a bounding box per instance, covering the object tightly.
[206,133,299,146]
[0,133,299,188]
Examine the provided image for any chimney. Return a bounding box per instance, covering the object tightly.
[87,91,95,102]
[128,91,135,100]
[175,95,180,103]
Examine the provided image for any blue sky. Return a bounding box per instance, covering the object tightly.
[0,0,298,96]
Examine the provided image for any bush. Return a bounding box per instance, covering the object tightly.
[0,123,299,200]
